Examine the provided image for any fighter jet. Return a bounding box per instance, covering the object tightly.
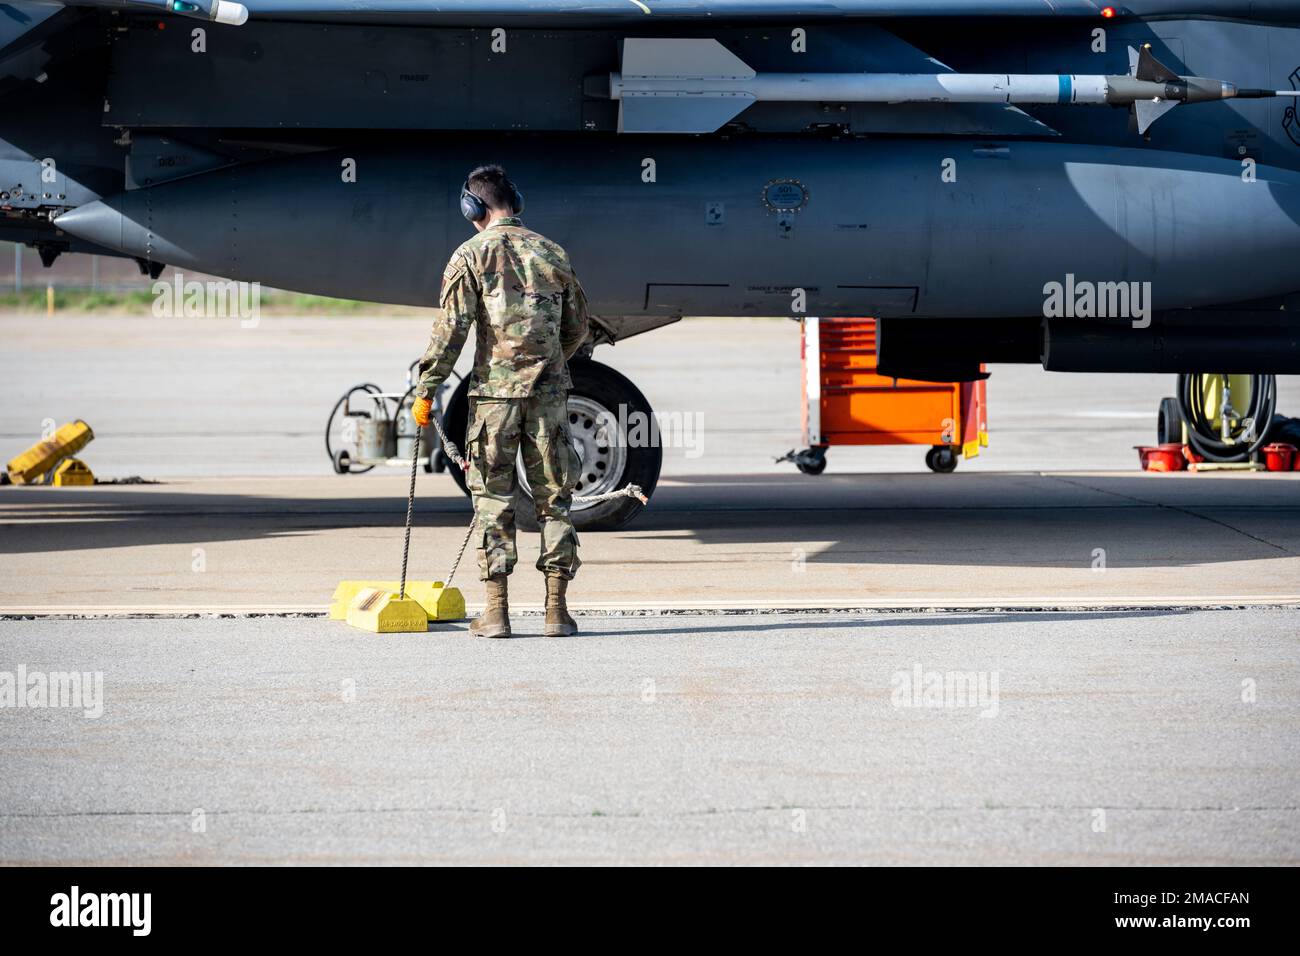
[4,0,1300,527]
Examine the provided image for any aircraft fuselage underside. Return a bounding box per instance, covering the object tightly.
[4,3,1300,373]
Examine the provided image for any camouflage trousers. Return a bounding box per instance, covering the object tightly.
[466,395,582,580]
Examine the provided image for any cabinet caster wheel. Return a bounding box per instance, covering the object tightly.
[925,446,957,473]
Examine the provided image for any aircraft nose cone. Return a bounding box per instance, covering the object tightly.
[53,200,127,253]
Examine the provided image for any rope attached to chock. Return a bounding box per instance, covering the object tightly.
[398,430,420,601]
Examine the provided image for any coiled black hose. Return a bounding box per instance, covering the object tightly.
[1176,373,1277,463]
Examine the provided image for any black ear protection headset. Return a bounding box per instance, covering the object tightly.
[459,176,525,223]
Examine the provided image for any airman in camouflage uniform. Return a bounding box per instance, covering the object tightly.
[413,165,589,638]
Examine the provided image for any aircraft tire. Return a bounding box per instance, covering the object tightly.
[1157,396,1182,445]
[441,358,662,532]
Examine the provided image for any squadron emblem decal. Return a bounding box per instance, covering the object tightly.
[761,178,809,213]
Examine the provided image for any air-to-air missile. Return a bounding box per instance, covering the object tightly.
[608,38,1300,135]
[70,0,249,25]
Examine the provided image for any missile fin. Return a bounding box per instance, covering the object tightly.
[1133,45,1180,84]
[620,38,755,80]
[617,93,756,134]
[617,38,756,132]
[1132,97,1179,134]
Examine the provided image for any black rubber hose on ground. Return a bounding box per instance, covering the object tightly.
[1176,373,1277,463]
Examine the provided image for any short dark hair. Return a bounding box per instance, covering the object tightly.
[466,164,516,212]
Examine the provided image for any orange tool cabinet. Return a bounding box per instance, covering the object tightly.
[785,317,987,474]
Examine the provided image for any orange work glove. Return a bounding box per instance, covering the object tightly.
[412,396,433,428]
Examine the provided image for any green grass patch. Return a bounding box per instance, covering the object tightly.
[0,287,429,316]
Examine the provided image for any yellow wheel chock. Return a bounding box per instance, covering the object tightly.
[6,420,94,484]
[344,587,433,634]
[335,430,466,634]
[52,458,95,486]
[330,580,465,624]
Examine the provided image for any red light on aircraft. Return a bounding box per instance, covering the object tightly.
[1101,6,1116,17]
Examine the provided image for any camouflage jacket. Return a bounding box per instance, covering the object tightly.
[416,217,590,401]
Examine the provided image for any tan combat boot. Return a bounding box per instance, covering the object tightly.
[470,574,511,638]
[544,572,578,637]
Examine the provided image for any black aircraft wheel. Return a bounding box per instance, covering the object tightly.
[442,358,662,532]
[926,445,958,474]
[1157,396,1183,445]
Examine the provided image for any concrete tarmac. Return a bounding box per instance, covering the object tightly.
[1,315,1298,612]
[1,610,1296,865]
[1,470,1298,613]
[5,314,1300,479]
[1,313,1298,864]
